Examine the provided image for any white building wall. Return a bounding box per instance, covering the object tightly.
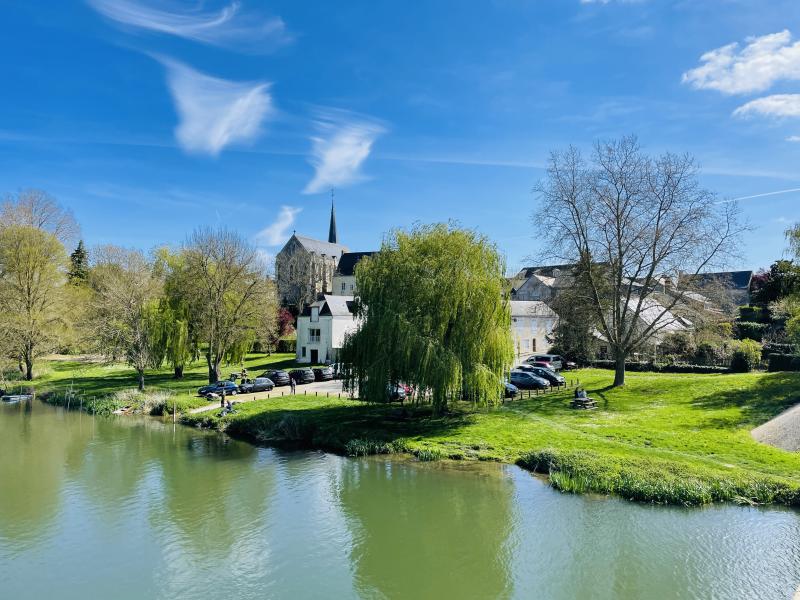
[332,274,357,296]
[296,313,359,363]
[511,315,557,361]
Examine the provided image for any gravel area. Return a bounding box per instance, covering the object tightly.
[751,403,800,452]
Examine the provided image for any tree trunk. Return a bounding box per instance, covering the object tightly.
[613,352,626,387]
[137,370,145,391]
[174,365,184,379]
[25,357,33,381]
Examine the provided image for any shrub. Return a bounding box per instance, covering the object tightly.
[730,339,762,372]
[738,305,769,323]
[694,342,727,366]
[767,353,800,372]
[735,321,768,342]
[762,342,796,359]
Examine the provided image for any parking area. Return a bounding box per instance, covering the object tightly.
[190,378,349,414]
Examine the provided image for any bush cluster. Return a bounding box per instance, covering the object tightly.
[276,338,297,353]
[767,353,800,372]
[586,360,730,374]
[730,339,762,372]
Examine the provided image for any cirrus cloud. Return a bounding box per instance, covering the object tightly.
[256,205,302,246]
[87,0,290,52]
[682,30,800,95]
[159,57,273,156]
[303,110,386,194]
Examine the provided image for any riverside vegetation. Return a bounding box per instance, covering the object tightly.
[18,354,800,507]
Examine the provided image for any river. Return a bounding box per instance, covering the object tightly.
[1,399,798,599]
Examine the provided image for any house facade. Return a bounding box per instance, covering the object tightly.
[295,295,358,364]
[510,300,558,360]
[332,251,375,296]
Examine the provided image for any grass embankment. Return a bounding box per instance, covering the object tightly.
[21,353,304,415]
[183,369,800,507]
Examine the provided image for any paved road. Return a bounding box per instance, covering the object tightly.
[189,379,349,414]
[751,402,800,452]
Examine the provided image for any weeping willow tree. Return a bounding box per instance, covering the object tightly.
[341,223,514,414]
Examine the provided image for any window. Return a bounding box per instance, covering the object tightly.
[289,264,294,278]
[341,282,346,292]
[301,346,306,357]
[349,284,354,291]
[311,306,319,322]
[532,339,537,351]
[309,328,321,343]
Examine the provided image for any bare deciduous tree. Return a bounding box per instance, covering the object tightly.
[535,136,745,386]
[181,228,278,383]
[1,189,79,244]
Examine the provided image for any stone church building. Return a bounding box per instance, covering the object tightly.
[275,202,348,311]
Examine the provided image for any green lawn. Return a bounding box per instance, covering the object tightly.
[21,353,305,413]
[182,369,800,506]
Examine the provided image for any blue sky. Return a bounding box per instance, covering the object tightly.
[1,1,799,275]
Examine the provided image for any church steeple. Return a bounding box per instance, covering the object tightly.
[328,188,338,244]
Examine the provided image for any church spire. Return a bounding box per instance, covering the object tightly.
[328,188,338,244]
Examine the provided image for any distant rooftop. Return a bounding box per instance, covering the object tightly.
[293,234,349,256]
[335,251,376,276]
[685,270,753,290]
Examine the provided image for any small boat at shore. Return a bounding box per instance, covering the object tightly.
[1,394,34,403]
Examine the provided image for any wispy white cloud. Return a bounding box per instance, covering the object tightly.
[731,187,800,202]
[682,30,800,95]
[255,206,301,246]
[87,0,290,52]
[303,110,386,194]
[786,135,800,142]
[159,57,273,156]
[733,94,800,118]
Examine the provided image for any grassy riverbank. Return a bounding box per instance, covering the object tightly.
[183,369,800,507]
[16,353,302,415]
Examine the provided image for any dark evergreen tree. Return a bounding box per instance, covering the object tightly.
[68,240,89,285]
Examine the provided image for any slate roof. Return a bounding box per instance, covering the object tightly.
[293,235,348,257]
[510,300,557,318]
[300,295,356,317]
[515,263,576,279]
[335,251,376,276]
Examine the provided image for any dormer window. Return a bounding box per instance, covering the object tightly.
[311,306,319,322]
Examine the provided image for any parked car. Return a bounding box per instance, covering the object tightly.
[289,368,315,384]
[517,365,565,386]
[562,360,578,370]
[198,380,239,397]
[261,369,291,386]
[524,354,563,370]
[238,377,275,393]
[504,381,519,398]
[509,370,550,390]
[313,366,334,381]
[387,384,406,402]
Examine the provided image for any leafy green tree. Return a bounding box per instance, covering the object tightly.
[342,223,514,414]
[68,240,89,285]
[0,225,69,379]
[86,246,163,390]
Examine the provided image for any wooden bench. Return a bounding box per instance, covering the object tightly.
[570,396,597,410]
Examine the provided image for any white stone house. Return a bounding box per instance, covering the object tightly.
[295,295,358,364]
[510,300,558,361]
[332,251,375,296]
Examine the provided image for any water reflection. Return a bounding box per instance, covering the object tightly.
[1,400,799,600]
[336,458,514,599]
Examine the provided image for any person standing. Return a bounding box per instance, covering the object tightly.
[290,376,296,395]
[220,387,226,409]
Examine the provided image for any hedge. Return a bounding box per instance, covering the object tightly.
[277,338,297,353]
[767,353,800,372]
[587,360,730,374]
[735,321,768,342]
[763,342,797,359]
[738,305,769,323]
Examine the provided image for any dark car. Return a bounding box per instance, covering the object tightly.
[515,365,566,386]
[509,370,550,390]
[289,368,315,384]
[387,384,406,402]
[261,369,291,386]
[239,377,275,393]
[504,382,519,398]
[525,354,563,370]
[313,366,334,381]
[198,380,239,397]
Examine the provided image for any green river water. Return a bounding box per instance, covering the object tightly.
[1,399,798,599]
